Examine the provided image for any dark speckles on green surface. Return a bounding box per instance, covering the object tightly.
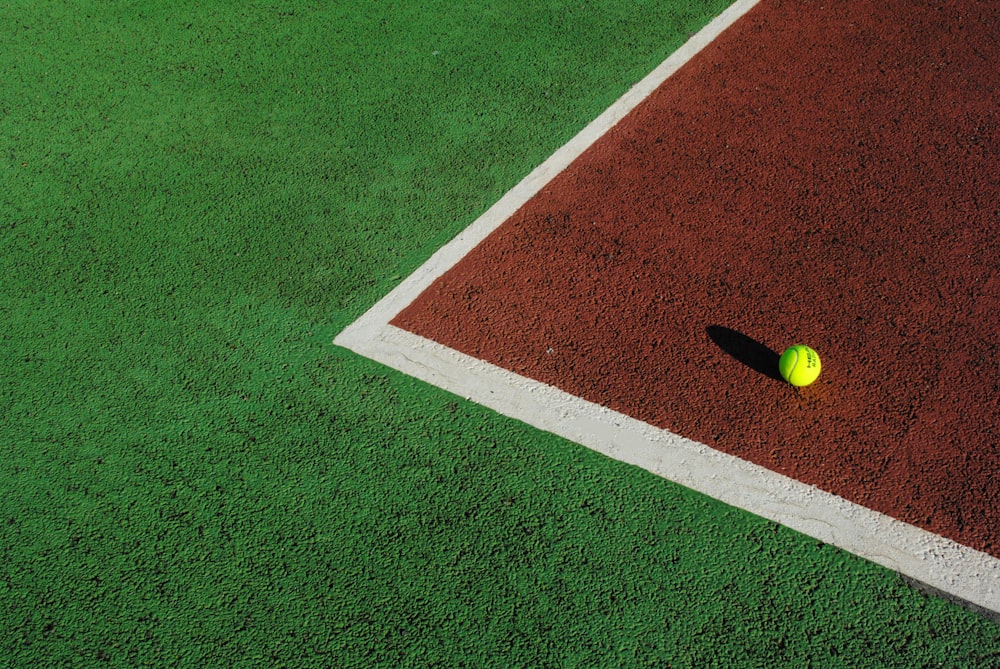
[1,0,998,667]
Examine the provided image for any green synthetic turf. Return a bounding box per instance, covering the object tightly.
[2,1,998,666]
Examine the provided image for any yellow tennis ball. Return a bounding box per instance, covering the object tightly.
[778,345,821,386]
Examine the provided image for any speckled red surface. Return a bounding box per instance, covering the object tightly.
[394,0,1000,556]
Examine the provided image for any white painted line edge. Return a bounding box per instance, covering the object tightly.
[338,325,1000,615]
[334,0,1000,616]
[336,0,762,344]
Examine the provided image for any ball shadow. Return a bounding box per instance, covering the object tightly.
[706,325,783,382]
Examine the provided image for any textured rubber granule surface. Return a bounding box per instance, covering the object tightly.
[395,0,1000,557]
[5,0,1000,665]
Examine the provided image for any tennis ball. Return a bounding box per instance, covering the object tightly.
[778,345,821,386]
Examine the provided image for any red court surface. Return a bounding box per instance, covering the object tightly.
[394,0,1000,558]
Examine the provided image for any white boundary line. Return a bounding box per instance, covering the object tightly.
[338,327,1000,615]
[334,0,1000,616]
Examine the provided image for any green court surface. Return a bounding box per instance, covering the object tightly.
[2,1,999,666]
